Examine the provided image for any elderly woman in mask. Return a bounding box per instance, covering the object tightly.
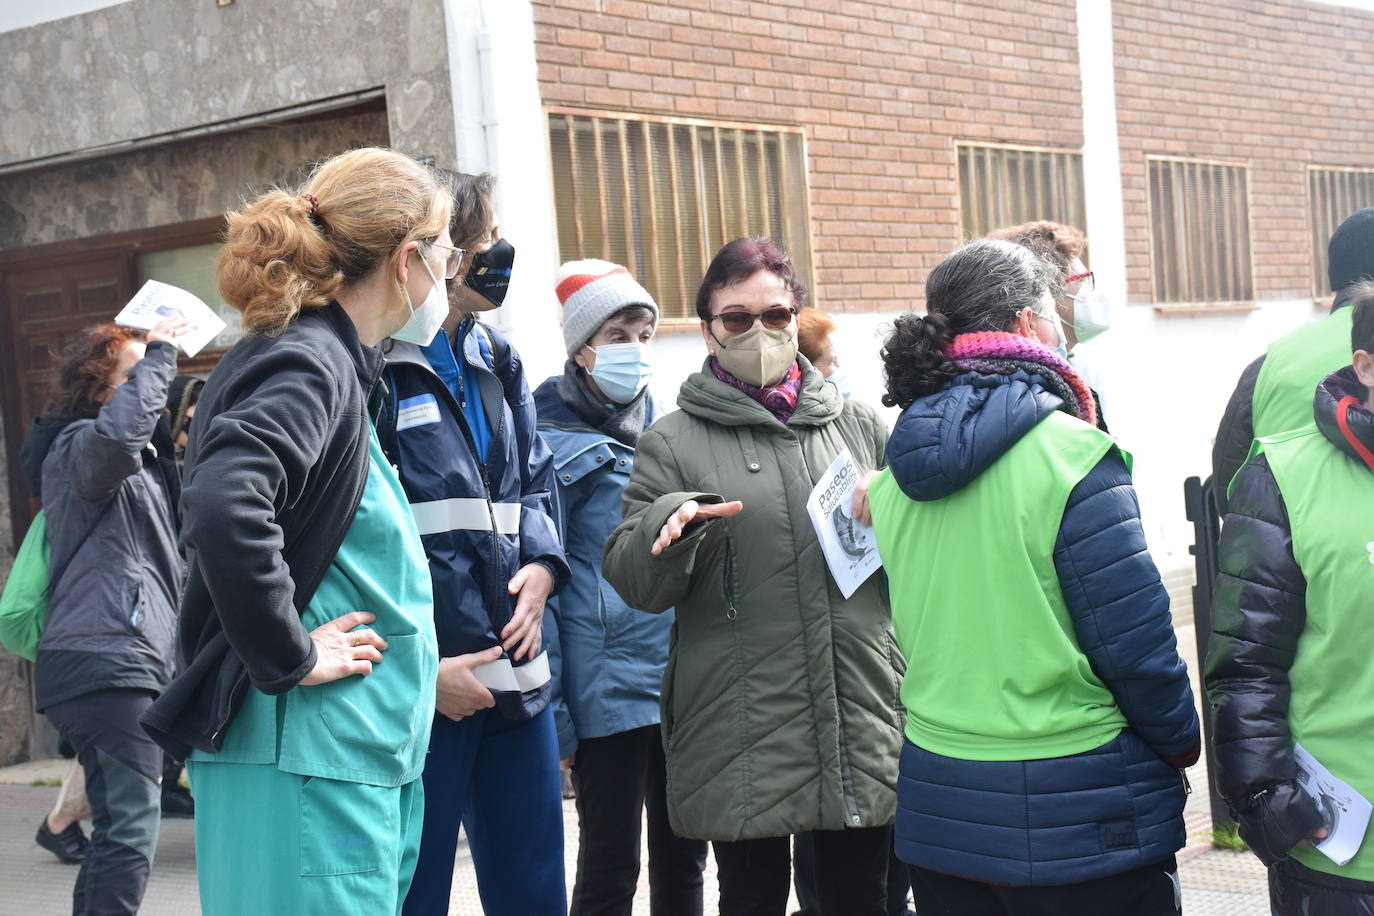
[603,237,903,916]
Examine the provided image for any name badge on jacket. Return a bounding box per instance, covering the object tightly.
[396,393,441,431]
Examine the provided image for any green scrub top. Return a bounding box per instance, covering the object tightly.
[192,424,438,787]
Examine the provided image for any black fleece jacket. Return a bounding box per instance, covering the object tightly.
[1206,366,1374,867]
[141,304,386,759]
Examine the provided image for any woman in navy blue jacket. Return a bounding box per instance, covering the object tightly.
[379,172,572,916]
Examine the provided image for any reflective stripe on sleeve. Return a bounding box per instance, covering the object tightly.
[409,499,523,536]
[471,650,551,693]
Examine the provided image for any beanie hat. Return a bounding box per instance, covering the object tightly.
[555,259,659,356]
[1328,207,1374,293]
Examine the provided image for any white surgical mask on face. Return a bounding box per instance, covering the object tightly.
[1040,308,1069,362]
[1071,288,1111,343]
[392,257,449,345]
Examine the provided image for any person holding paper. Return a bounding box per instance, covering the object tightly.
[1207,281,1374,913]
[867,240,1199,914]
[602,237,902,916]
[141,147,450,914]
[22,316,190,915]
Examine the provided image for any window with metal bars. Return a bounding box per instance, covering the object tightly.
[1309,167,1374,298]
[1147,157,1253,306]
[547,110,812,320]
[956,143,1087,242]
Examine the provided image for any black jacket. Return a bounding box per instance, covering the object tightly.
[1211,287,1355,514]
[1206,367,1374,865]
[141,304,385,759]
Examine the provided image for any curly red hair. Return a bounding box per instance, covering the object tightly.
[47,323,148,418]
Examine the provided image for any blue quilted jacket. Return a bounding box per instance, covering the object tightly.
[888,369,1200,886]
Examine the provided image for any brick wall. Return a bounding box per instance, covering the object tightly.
[533,0,1084,313]
[1113,0,1374,305]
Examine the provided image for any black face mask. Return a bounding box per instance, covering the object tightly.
[465,239,516,307]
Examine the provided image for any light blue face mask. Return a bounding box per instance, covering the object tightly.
[827,367,853,399]
[585,341,653,404]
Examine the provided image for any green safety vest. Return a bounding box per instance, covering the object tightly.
[1254,425,1374,880]
[868,411,1129,762]
[1252,308,1354,441]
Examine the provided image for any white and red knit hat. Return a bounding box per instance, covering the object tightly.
[554,259,659,356]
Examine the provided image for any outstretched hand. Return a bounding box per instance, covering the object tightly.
[651,500,744,556]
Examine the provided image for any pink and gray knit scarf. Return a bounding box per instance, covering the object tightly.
[944,331,1097,427]
[711,358,803,422]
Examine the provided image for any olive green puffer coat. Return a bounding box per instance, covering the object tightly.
[602,357,904,842]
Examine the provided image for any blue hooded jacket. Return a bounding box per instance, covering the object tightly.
[887,369,1199,886]
[377,319,570,721]
[533,377,673,760]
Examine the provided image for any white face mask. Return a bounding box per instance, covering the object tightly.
[392,257,449,345]
[1071,288,1111,343]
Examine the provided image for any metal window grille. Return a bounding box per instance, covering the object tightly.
[1147,157,1253,305]
[956,143,1087,242]
[1308,167,1374,298]
[547,110,812,320]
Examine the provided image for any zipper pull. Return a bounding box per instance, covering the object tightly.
[457,374,467,410]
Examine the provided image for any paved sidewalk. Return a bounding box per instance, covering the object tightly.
[0,620,1273,914]
[0,775,1269,915]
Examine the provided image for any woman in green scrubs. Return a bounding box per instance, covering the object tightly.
[145,148,460,914]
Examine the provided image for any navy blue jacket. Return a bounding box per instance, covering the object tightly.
[888,369,1199,886]
[377,319,569,721]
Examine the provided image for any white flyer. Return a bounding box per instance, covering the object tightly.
[114,280,227,357]
[806,448,882,599]
[1293,742,1372,867]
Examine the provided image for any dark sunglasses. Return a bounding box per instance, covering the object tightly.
[709,305,798,334]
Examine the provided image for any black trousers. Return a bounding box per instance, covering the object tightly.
[1270,858,1374,915]
[907,855,1181,916]
[569,724,707,916]
[793,832,911,915]
[45,688,162,916]
[714,826,892,916]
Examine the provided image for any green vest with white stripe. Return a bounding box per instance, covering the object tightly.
[1255,425,1374,880]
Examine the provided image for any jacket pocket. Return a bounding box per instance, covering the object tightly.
[316,633,427,759]
[298,775,392,876]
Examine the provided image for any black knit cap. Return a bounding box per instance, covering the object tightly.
[1328,207,1374,292]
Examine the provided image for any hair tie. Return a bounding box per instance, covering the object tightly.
[302,194,319,217]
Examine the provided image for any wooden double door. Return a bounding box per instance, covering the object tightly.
[0,218,224,545]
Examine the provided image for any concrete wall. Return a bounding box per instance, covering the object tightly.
[0,0,457,172]
[0,108,390,250]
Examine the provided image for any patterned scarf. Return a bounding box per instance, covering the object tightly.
[711,358,804,423]
[944,331,1097,427]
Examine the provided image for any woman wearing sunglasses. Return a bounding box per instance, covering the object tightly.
[603,237,903,916]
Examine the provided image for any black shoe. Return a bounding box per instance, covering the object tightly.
[36,819,87,865]
[161,784,195,819]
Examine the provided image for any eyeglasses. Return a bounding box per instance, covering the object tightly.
[1065,270,1094,292]
[708,305,799,334]
[426,241,468,280]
